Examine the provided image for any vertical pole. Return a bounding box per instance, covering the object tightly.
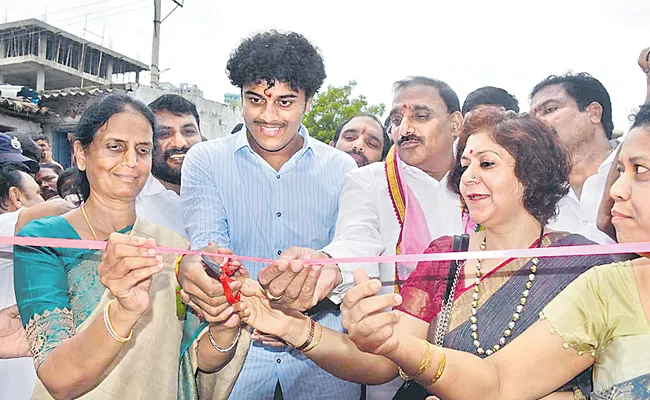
[150,0,161,88]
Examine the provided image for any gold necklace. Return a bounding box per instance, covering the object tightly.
[470,237,538,356]
[80,205,98,241]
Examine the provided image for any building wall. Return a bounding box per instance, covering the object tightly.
[130,85,241,139]
[0,112,43,134]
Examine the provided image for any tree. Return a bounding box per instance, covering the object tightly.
[303,81,385,144]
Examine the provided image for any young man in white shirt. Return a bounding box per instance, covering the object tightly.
[135,94,203,238]
[530,72,617,244]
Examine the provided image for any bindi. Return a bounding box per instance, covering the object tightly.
[264,88,273,98]
[469,149,473,155]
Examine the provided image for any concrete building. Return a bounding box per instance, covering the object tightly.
[40,83,242,167]
[0,19,242,168]
[0,19,148,91]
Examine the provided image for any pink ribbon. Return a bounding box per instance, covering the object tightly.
[3,235,649,265]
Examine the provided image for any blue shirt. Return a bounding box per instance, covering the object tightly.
[181,126,359,400]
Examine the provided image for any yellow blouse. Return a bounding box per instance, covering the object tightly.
[542,261,650,394]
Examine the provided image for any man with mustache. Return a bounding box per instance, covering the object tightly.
[257,76,466,399]
[330,113,390,167]
[529,73,617,244]
[177,31,359,399]
[135,94,202,238]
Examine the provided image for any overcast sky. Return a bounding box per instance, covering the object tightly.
[5,0,650,132]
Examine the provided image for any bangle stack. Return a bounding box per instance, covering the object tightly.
[398,339,432,380]
[426,343,446,386]
[294,318,323,353]
[397,340,447,386]
[103,299,133,343]
[208,325,241,353]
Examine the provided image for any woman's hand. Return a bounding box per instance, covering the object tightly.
[98,233,163,317]
[0,304,30,358]
[234,265,322,347]
[179,245,248,327]
[341,269,403,357]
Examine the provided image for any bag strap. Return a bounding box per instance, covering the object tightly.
[428,234,469,345]
[442,234,469,303]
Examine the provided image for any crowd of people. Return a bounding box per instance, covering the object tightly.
[0,30,649,400]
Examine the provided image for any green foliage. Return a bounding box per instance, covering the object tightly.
[303,81,385,144]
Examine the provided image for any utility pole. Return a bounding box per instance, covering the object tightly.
[150,0,183,88]
[150,0,162,88]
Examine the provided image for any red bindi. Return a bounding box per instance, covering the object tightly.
[469,149,473,155]
[264,88,272,98]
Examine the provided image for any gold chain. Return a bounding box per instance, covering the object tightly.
[80,205,98,241]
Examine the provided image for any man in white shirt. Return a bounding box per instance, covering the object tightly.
[257,77,464,399]
[530,72,617,244]
[135,94,203,238]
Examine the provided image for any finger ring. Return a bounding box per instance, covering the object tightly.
[265,289,283,301]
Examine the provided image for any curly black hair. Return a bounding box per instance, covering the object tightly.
[226,30,326,99]
[448,107,571,226]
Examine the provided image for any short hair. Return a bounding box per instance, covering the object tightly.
[333,114,392,159]
[448,107,571,226]
[392,76,460,114]
[32,134,49,144]
[11,132,40,162]
[631,102,650,130]
[57,167,79,198]
[462,86,520,115]
[530,72,614,139]
[0,162,31,211]
[39,162,63,176]
[75,94,156,202]
[148,94,201,130]
[226,30,326,99]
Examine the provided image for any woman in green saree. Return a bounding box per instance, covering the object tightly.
[13,94,241,400]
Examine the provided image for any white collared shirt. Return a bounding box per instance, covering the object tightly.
[324,160,463,299]
[135,175,186,238]
[0,209,37,400]
[550,148,617,244]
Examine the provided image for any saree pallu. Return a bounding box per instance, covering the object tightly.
[14,216,188,400]
[398,232,616,396]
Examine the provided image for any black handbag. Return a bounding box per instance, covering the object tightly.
[392,234,469,400]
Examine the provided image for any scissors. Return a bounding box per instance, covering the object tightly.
[201,255,241,304]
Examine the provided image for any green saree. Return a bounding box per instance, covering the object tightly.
[14,216,188,400]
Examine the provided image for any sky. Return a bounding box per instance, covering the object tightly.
[4,0,650,133]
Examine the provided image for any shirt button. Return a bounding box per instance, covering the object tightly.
[276,212,282,217]
[277,250,282,255]
[276,358,281,363]
[276,175,280,179]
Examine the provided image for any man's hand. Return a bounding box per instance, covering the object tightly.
[177,243,248,327]
[0,305,30,359]
[257,247,342,311]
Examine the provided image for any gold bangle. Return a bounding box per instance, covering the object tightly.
[397,339,432,381]
[572,387,587,400]
[303,321,322,353]
[103,299,133,343]
[295,318,316,351]
[425,343,446,386]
